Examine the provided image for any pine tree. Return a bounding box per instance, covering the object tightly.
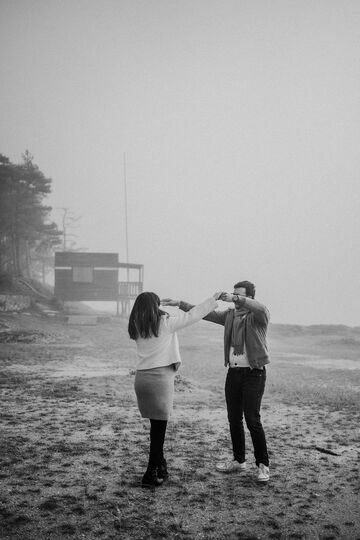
[0,151,62,279]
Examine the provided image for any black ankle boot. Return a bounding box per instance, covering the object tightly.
[142,469,163,488]
[157,458,168,480]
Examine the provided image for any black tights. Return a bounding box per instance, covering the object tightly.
[147,419,167,471]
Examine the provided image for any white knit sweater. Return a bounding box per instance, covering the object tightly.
[135,296,218,371]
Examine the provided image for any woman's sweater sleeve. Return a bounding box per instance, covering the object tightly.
[166,297,218,333]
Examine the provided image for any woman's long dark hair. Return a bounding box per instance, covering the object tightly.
[128,292,167,340]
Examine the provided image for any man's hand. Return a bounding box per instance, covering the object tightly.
[160,298,180,307]
[221,293,234,302]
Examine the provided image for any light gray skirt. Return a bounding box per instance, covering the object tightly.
[134,365,176,421]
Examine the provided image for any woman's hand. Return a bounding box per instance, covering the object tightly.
[213,291,225,301]
[160,298,180,307]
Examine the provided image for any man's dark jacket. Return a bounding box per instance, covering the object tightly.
[179,297,270,369]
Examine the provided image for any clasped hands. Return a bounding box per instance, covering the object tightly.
[161,292,235,306]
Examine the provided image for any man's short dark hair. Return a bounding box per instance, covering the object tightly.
[234,280,256,299]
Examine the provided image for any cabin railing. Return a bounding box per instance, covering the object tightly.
[118,281,143,299]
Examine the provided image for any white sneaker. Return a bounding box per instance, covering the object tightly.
[216,460,247,473]
[257,463,270,482]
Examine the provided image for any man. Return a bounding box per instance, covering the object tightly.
[162,280,270,482]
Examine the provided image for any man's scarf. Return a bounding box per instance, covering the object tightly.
[231,310,247,355]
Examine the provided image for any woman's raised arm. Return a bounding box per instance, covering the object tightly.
[161,293,221,332]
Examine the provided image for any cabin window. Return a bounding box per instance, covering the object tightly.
[73,267,93,283]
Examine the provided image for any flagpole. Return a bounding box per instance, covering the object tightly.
[123,152,129,281]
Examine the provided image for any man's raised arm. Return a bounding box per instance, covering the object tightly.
[221,293,269,325]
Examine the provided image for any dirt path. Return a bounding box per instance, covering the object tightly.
[0,313,359,539]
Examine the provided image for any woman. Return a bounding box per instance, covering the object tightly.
[128,291,221,488]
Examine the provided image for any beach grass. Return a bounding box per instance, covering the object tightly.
[0,315,359,539]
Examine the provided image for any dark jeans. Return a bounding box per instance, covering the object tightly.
[225,367,269,467]
[147,419,167,471]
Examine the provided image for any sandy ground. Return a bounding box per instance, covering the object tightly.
[0,312,359,539]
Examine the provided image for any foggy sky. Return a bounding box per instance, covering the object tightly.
[1,0,359,325]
